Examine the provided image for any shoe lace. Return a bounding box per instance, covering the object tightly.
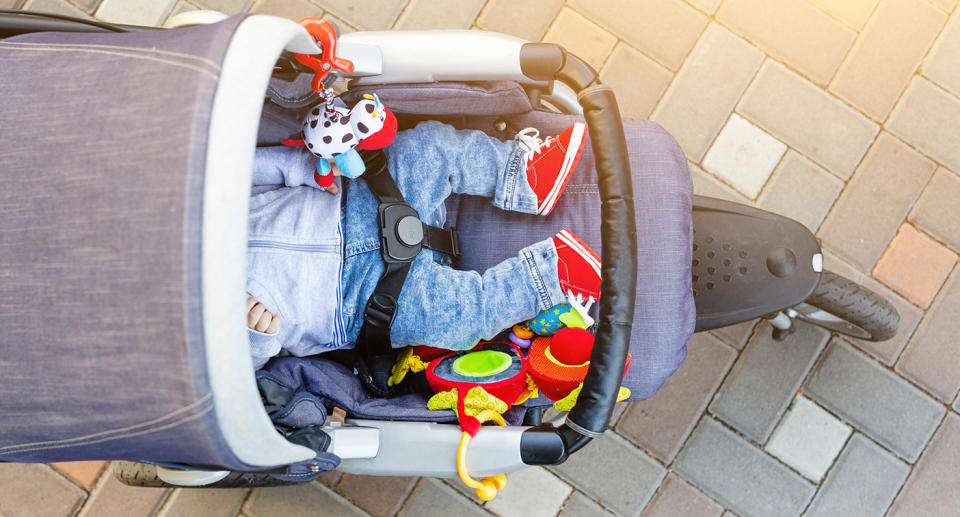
[565,290,596,328]
[515,127,553,160]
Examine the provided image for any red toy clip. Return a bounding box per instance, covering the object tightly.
[293,18,355,94]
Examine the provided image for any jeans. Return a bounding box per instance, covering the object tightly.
[340,120,568,349]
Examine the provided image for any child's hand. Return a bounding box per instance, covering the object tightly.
[247,296,281,334]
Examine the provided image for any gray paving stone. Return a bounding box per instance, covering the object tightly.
[818,132,935,271]
[557,492,613,517]
[690,163,751,204]
[911,167,960,253]
[640,474,723,517]
[244,482,366,517]
[191,0,249,15]
[896,267,960,403]
[486,467,570,517]
[317,0,407,30]
[23,0,91,17]
[888,413,960,516]
[674,417,815,517]
[78,473,168,517]
[756,151,843,232]
[0,464,85,517]
[550,433,666,516]
[157,488,247,517]
[804,339,946,462]
[709,321,830,443]
[806,433,910,517]
[398,479,490,517]
[617,333,737,463]
[710,319,757,350]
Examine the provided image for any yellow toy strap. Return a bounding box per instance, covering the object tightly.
[552,383,631,411]
[457,411,508,501]
[388,347,429,387]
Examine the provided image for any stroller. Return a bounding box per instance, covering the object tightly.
[0,9,897,495]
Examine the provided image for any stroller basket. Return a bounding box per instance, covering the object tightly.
[0,13,691,477]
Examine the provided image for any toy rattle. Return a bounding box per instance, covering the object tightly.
[424,342,537,501]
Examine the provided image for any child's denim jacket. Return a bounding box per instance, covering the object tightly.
[247,183,346,368]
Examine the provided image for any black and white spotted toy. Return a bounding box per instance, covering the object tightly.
[301,93,393,184]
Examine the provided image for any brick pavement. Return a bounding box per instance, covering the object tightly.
[3,0,960,515]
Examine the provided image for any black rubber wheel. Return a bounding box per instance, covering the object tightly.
[112,461,310,488]
[798,270,900,342]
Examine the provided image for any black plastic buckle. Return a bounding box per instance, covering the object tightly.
[448,227,462,260]
[364,293,398,328]
[378,202,423,263]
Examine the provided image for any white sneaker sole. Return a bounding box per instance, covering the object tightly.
[538,123,586,215]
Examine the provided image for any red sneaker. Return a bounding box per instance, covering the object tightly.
[553,229,601,302]
[517,123,587,216]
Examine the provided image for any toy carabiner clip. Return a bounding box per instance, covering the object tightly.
[293,17,355,94]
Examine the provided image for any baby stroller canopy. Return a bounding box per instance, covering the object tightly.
[0,15,319,469]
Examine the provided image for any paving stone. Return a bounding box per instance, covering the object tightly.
[923,11,960,98]
[542,7,616,70]
[674,417,815,517]
[702,114,786,199]
[475,0,562,41]
[888,413,960,515]
[49,461,107,491]
[765,396,852,480]
[829,0,945,121]
[78,473,168,517]
[927,0,959,10]
[244,482,366,517]
[599,43,672,119]
[690,163,751,204]
[0,464,85,517]
[550,433,666,516]
[685,0,721,15]
[568,0,707,70]
[710,319,757,350]
[165,0,199,23]
[818,132,935,270]
[804,338,946,462]
[317,469,342,488]
[806,433,910,517]
[0,0,23,8]
[717,0,855,84]
[70,0,102,14]
[319,0,406,30]
[709,321,829,443]
[757,151,844,231]
[157,488,247,517]
[398,479,490,517]
[334,474,416,517]
[739,61,878,179]
[95,0,175,25]
[190,0,248,14]
[640,474,723,517]
[394,0,483,29]
[807,0,879,30]
[248,0,323,20]
[617,333,737,463]
[486,467,571,517]
[651,23,764,162]
[873,224,957,309]
[820,247,925,366]
[556,492,613,517]
[896,266,960,403]
[888,76,960,173]
[911,167,960,252]
[23,0,91,17]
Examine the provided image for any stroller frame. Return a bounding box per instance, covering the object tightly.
[0,11,642,482]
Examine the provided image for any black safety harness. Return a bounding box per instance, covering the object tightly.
[351,149,461,395]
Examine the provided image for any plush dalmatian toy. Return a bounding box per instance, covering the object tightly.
[297,93,397,191]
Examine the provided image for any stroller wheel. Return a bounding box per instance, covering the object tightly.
[112,461,312,488]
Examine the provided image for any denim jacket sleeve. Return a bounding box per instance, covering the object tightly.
[253,146,323,188]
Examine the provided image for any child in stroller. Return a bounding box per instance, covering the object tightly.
[245,116,599,368]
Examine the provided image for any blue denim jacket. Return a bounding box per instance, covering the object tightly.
[247,147,347,368]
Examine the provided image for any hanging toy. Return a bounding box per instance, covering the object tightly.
[526,326,631,411]
[508,298,594,348]
[424,342,538,501]
[283,18,398,193]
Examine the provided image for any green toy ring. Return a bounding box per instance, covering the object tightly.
[452,350,512,378]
